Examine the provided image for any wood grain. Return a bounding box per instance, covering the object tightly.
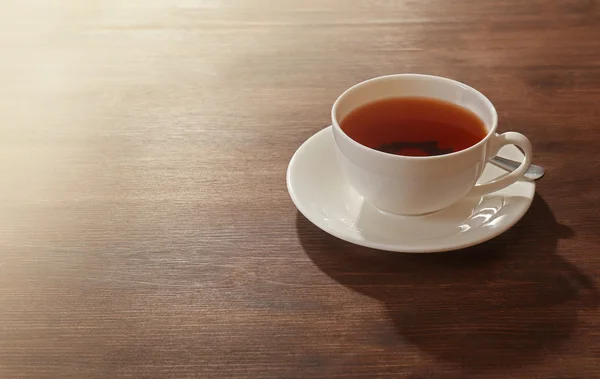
[1,0,599,378]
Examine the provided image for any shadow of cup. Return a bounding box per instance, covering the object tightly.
[297,195,598,370]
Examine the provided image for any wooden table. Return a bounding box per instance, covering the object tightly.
[2,1,600,378]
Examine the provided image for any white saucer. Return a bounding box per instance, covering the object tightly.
[287,126,535,253]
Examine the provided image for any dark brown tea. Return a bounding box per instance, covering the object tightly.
[340,97,487,157]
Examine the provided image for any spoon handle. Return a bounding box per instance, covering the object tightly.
[490,156,545,181]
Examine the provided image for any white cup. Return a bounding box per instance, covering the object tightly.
[332,74,533,216]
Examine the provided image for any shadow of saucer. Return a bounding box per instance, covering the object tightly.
[297,195,598,371]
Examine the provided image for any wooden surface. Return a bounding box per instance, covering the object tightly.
[1,0,600,378]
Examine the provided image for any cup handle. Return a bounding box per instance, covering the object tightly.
[467,132,533,198]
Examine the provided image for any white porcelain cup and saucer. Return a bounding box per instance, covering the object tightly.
[287,74,536,253]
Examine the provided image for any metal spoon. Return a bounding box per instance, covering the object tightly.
[490,156,545,180]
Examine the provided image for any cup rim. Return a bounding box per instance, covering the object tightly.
[331,73,499,161]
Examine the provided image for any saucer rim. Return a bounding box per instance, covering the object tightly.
[287,126,536,253]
